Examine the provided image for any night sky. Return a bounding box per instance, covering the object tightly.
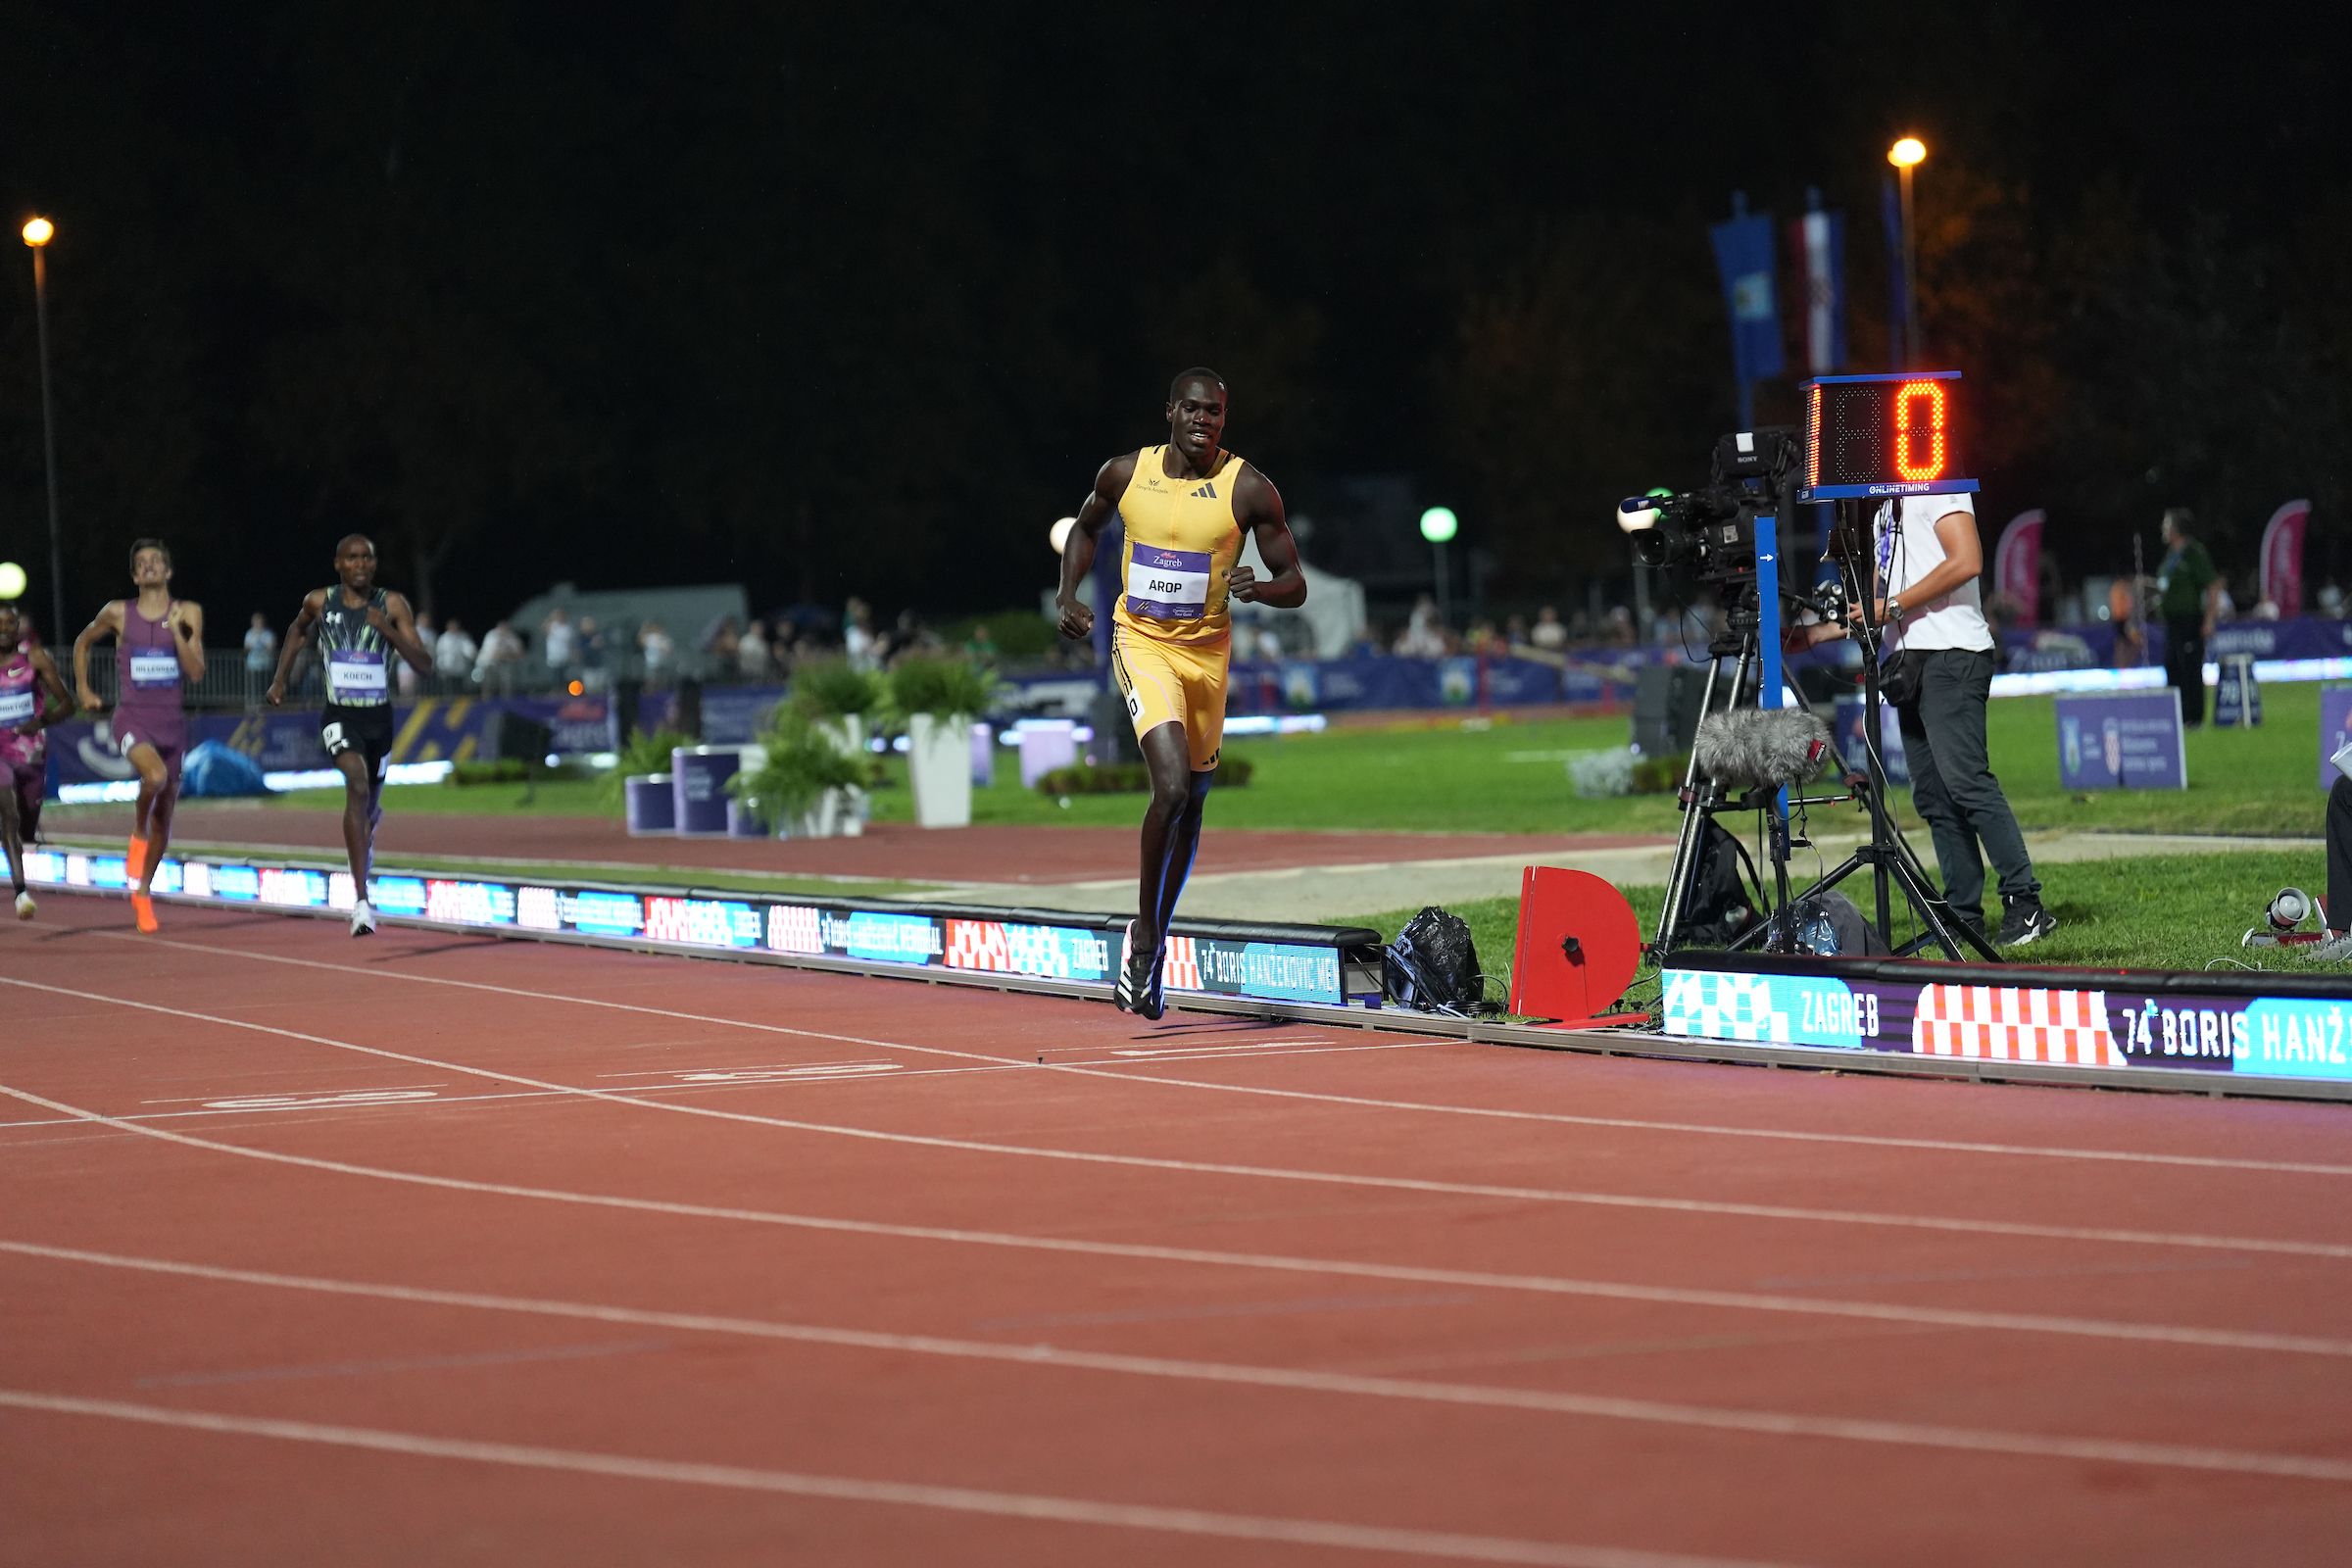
[2,2,2342,636]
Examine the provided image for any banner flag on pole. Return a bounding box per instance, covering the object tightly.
[2259,499,2310,617]
[1709,200,1784,403]
[1789,206,1847,373]
[1993,510,2044,626]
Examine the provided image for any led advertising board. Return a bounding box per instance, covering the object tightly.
[7,850,1348,1007]
[1662,961,2352,1086]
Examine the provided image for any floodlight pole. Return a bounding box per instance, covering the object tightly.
[1896,163,1919,367]
[27,236,64,642]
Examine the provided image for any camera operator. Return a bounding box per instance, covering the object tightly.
[1807,492,2054,947]
[2319,774,2352,961]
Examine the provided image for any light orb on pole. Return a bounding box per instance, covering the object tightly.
[1049,515,1077,555]
[1419,507,1459,631]
[0,562,26,600]
[22,217,54,248]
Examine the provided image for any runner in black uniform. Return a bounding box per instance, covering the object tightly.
[266,535,432,935]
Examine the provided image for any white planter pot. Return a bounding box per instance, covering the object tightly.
[817,715,867,761]
[906,713,972,828]
[779,785,865,840]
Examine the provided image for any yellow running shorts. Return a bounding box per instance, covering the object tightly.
[1110,626,1229,772]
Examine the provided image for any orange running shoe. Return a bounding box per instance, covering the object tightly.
[131,891,159,934]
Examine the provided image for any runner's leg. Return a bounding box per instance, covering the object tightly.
[364,735,388,882]
[123,741,172,930]
[138,748,183,898]
[334,749,373,901]
[1133,722,1194,958]
[1150,767,1214,944]
[1,765,24,899]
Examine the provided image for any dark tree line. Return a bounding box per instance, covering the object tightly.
[2,1,2342,637]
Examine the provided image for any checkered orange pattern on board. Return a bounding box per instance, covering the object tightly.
[1912,984,2123,1067]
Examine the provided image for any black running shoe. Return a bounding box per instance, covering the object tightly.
[1114,919,1164,1019]
[1997,897,2057,947]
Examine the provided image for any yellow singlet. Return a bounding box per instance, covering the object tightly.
[1107,445,1247,770]
[1110,446,1246,648]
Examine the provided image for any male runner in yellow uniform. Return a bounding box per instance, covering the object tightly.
[1055,368,1307,1018]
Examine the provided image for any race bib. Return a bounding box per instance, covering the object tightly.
[1125,546,1212,620]
[0,690,32,726]
[327,648,388,701]
[129,651,181,689]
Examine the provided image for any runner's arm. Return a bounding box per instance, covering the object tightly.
[170,602,207,682]
[371,593,435,676]
[72,602,122,710]
[267,592,325,705]
[28,650,74,729]
[1227,467,1306,610]
[1055,453,1139,641]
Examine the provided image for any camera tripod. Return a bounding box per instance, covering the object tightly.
[1650,597,1821,957]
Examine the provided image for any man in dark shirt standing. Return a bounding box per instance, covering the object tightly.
[2156,509,2220,727]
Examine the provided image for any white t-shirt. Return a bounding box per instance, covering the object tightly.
[1875,493,1991,654]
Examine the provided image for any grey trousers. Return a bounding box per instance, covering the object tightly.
[1894,648,2040,915]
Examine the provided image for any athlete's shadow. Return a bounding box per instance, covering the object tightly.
[370,937,497,962]
[1125,1014,1298,1042]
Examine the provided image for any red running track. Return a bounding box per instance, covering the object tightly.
[5,900,2352,1565]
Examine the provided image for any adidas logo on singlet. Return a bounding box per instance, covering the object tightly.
[1191,481,1217,499]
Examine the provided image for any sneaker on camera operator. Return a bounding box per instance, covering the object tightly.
[1804,492,2055,947]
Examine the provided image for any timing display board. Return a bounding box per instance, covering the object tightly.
[9,848,1351,1007]
[1796,371,1980,503]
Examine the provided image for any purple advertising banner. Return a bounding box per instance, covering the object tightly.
[2055,690,2186,790]
[2323,686,2352,790]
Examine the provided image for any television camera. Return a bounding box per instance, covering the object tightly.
[1616,427,1797,583]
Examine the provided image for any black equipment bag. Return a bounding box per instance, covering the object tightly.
[1789,888,1888,956]
[1679,818,1763,948]
[1383,906,1490,1014]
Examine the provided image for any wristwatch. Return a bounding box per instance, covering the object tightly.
[1886,597,1906,622]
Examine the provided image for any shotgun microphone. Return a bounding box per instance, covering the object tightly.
[1692,707,1835,791]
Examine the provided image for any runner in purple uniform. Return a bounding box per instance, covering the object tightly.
[73,540,205,933]
[0,605,74,920]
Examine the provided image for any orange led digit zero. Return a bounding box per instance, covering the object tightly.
[1893,379,1947,482]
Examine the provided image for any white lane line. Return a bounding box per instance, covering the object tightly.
[5,971,2349,1266]
[199,1090,443,1113]
[0,1389,1787,1568]
[10,1238,2352,1484]
[6,1079,2351,1359]
[81,927,2352,1181]
[0,1061,1025,1134]
[1109,1048,1354,1062]
[598,1061,895,1079]
[143,1085,450,1104]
